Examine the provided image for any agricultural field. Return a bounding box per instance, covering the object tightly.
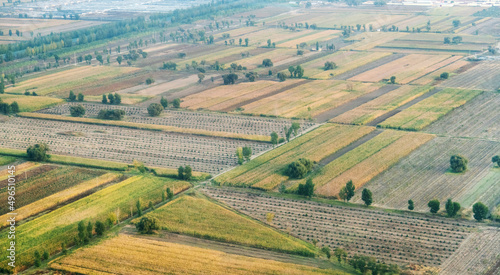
[344,32,409,51]
[50,234,341,275]
[348,54,464,84]
[378,88,482,131]
[310,130,434,197]
[0,117,273,174]
[0,156,16,166]
[358,137,500,211]
[301,51,391,80]
[0,94,63,112]
[331,85,434,125]
[203,186,475,268]
[0,175,190,272]
[439,60,500,91]
[425,92,500,142]
[6,66,141,96]
[39,102,315,138]
[0,18,109,39]
[0,165,105,215]
[135,194,317,256]
[239,80,383,119]
[215,124,375,190]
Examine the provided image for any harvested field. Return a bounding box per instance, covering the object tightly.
[332,53,406,81]
[344,32,408,51]
[349,54,463,84]
[181,79,306,111]
[358,137,500,211]
[440,228,500,275]
[0,165,105,215]
[0,176,190,272]
[215,124,375,191]
[376,39,490,54]
[425,92,500,141]
[378,88,482,131]
[439,60,500,91]
[410,58,470,86]
[137,194,317,256]
[236,48,299,70]
[0,94,63,112]
[301,51,391,80]
[331,85,434,125]
[240,80,383,119]
[39,102,315,138]
[50,234,339,275]
[203,186,475,267]
[6,66,140,96]
[0,117,273,174]
[277,30,340,48]
[310,131,434,197]
[0,173,121,227]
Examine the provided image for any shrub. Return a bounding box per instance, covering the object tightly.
[160,97,168,108]
[285,158,313,179]
[136,217,160,234]
[361,188,373,206]
[68,91,76,101]
[297,178,314,197]
[27,143,50,161]
[428,199,440,214]
[97,109,125,120]
[492,155,500,167]
[77,93,84,101]
[222,73,238,85]
[324,61,337,70]
[408,199,414,210]
[450,154,468,173]
[69,105,86,117]
[146,78,155,85]
[277,72,287,82]
[440,72,449,79]
[172,98,181,108]
[147,103,163,117]
[95,221,106,236]
[445,199,461,217]
[472,202,489,221]
[262,58,273,67]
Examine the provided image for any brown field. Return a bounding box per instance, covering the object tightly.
[349,54,462,84]
[240,80,382,119]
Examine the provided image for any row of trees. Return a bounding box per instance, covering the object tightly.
[68,91,84,102]
[426,198,489,221]
[102,93,121,105]
[0,99,19,115]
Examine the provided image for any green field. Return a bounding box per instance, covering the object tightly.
[135,194,317,256]
[0,175,190,272]
[0,94,63,112]
[0,156,16,166]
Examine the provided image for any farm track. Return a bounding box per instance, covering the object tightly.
[367,87,443,126]
[219,79,311,112]
[314,84,400,123]
[121,228,338,270]
[332,53,406,80]
[318,129,382,166]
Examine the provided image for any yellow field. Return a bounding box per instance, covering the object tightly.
[216,26,314,47]
[137,195,317,255]
[0,173,120,226]
[0,18,74,33]
[241,80,382,118]
[349,54,462,84]
[378,88,482,130]
[181,79,304,111]
[50,235,339,275]
[6,66,139,96]
[331,85,434,125]
[301,51,391,79]
[315,131,435,197]
[217,124,375,190]
[0,94,63,112]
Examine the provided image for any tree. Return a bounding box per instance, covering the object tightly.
[361,188,373,206]
[96,54,103,65]
[390,76,396,84]
[324,61,337,70]
[178,166,185,179]
[222,73,238,85]
[266,212,275,224]
[277,72,287,82]
[0,102,10,115]
[114,93,121,104]
[34,251,41,267]
[95,221,105,236]
[445,199,461,217]
[70,105,86,117]
[286,158,313,179]
[452,36,462,44]
[68,91,76,101]
[334,248,347,263]
[77,93,84,102]
[291,122,300,136]
[27,143,50,161]
[108,93,115,104]
[450,154,468,173]
[345,180,355,201]
[472,202,489,221]
[0,77,5,94]
[440,72,449,79]
[77,221,86,244]
[242,146,252,161]
[86,221,93,238]
[102,94,108,104]
[146,78,155,85]
[136,200,142,217]
[135,217,159,234]
[116,55,123,65]
[492,155,500,167]
[271,132,279,146]
[160,97,168,108]
[172,98,181,108]
[166,187,174,200]
[244,38,249,47]
[42,250,49,261]
[452,19,461,28]
[262,58,273,67]
[197,73,205,83]
[10,101,19,113]
[184,166,192,180]
[428,199,440,214]
[408,199,414,211]
[444,37,451,44]
[97,109,125,120]
[298,178,315,197]
[339,186,348,202]
[147,103,163,117]
[245,71,258,82]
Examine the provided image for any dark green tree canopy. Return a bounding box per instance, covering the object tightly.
[27,143,50,161]
[450,154,468,173]
[147,103,163,117]
[70,105,86,117]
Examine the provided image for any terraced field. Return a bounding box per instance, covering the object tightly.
[358,137,500,211]
[203,187,475,267]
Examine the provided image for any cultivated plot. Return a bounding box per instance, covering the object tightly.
[439,60,500,91]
